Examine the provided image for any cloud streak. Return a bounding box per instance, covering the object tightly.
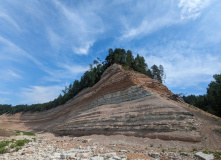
[7,70,22,79]
[0,0,220,105]
[20,85,64,104]
[178,0,210,20]
[51,0,104,55]
[136,40,221,95]
[0,13,21,31]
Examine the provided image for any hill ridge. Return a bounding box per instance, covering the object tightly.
[1,64,221,150]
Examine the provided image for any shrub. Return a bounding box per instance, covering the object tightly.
[15,139,31,147]
[0,147,9,154]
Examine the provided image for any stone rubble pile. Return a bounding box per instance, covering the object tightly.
[147,150,194,160]
[0,135,129,160]
[0,134,215,160]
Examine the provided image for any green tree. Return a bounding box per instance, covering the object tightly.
[183,74,221,117]
[125,50,134,66]
[151,65,162,83]
[207,74,221,116]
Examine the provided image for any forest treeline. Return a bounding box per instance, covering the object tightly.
[0,48,164,115]
[183,74,221,117]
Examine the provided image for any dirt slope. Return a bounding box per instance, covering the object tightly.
[0,64,221,150]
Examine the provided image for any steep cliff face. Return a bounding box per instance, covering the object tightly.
[0,64,220,144]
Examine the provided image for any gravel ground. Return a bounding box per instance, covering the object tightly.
[0,131,209,160]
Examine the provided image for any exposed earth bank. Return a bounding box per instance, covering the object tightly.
[0,64,221,159]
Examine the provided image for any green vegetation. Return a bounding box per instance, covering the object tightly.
[0,141,10,149]
[192,148,198,152]
[0,48,164,114]
[0,140,14,154]
[15,139,31,147]
[0,138,31,154]
[0,147,9,154]
[15,130,35,136]
[202,150,221,158]
[183,74,221,117]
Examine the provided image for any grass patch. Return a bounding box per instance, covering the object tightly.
[0,147,9,154]
[0,141,10,148]
[15,139,31,147]
[213,152,221,159]
[150,144,153,147]
[0,140,10,154]
[203,150,221,158]
[0,138,31,154]
[15,130,35,136]
[192,148,198,152]
[10,143,16,149]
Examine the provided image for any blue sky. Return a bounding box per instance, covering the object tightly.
[0,0,221,105]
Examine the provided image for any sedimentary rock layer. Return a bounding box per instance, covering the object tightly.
[0,64,201,142]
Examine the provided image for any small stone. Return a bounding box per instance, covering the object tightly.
[118,150,128,153]
[82,139,90,143]
[91,156,104,160]
[180,152,188,156]
[101,152,117,158]
[148,152,160,158]
[113,156,121,160]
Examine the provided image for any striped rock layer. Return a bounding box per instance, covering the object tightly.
[0,64,201,142]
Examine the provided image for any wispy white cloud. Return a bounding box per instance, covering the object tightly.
[137,41,221,91]
[20,85,64,104]
[72,41,94,55]
[0,36,43,67]
[52,0,104,55]
[0,36,58,78]
[119,1,178,39]
[120,0,211,40]
[7,69,22,79]
[147,54,221,87]
[0,0,220,105]
[178,0,210,20]
[60,64,89,75]
[194,0,221,44]
[0,13,21,31]
[121,16,177,39]
[47,28,62,51]
[43,63,89,83]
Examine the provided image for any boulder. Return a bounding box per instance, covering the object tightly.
[194,152,214,160]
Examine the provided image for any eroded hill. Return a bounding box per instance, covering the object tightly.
[0,64,221,151]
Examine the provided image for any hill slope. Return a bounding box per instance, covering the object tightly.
[0,64,221,150]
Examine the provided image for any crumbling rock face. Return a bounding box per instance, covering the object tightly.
[0,64,201,142]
